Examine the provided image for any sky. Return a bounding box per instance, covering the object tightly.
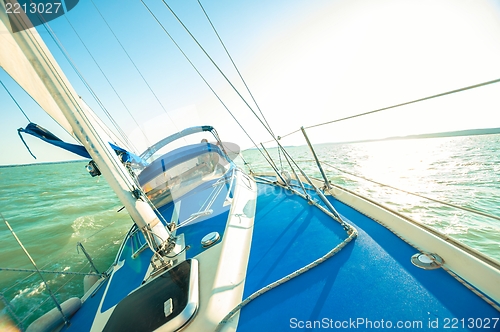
[1,0,500,165]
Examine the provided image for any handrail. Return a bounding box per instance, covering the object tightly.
[139,126,215,160]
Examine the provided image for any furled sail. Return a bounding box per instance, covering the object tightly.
[0,1,170,251]
[0,2,76,139]
[0,4,133,152]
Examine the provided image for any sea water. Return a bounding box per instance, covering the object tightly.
[0,162,132,329]
[0,134,499,328]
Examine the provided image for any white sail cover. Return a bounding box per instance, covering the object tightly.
[0,1,76,139]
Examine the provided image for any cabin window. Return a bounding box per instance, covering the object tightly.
[142,151,225,207]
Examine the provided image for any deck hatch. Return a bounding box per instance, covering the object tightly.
[201,231,220,248]
[411,252,444,270]
[103,259,199,331]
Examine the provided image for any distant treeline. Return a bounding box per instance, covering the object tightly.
[340,127,500,144]
[0,159,86,168]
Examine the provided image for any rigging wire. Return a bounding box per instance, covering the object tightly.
[0,293,23,329]
[0,79,31,122]
[158,0,312,187]
[152,0,291,182]
[158,0,280,144]
[18,9,137,192]
[195,0,268,128]
[195,0,283,168]
[1,260,57,294]
[262,77,500,144]
[17,261,94,326]
[2,215,69,326]
[216,200,357,331]
[307,77,500,130]
[88,0,183,137]
[317,159,500,222]
[14,3,192,253]
[0,267,98,276]
[62,15,149,151]
[37,18,137,152]
[139,0,287,183]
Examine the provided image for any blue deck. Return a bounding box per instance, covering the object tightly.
[237,181,500,331]
[61,175,235,331]
[61,178,499,331]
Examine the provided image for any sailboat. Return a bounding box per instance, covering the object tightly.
[1,1,500,331]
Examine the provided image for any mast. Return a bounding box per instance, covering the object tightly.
[0,2,170,251]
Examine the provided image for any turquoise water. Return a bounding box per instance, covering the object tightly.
[1,134,499,328]
[0,162,131,328]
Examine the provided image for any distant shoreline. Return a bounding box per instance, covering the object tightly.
[243,127,500,150]
[4,128,500,162]
[0,159,87,168]
[338,127,500,145]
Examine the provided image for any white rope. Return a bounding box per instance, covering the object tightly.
[215,183,358,331]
